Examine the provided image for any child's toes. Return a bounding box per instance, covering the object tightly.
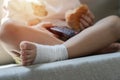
[20,49,36,66]
[21,57,32,66]
[22,57,33,66]
[20,41,37,66]
[25,59,33,65]
[20,41,36,50]
[20,52,27,65]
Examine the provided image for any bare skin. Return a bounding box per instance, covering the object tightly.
[0,21,63,51]
[19,15,120,66]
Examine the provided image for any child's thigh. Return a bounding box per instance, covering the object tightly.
[1,21,63,51]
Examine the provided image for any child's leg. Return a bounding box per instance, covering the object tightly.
[65,15,120,58]
[0,20,63,53]
[20,15,120,65]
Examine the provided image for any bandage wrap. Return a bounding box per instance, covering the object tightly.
[34,44,68,64]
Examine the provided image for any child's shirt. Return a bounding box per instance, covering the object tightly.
[1,0,80,26]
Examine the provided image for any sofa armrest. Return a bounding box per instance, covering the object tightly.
[0,52,120,80]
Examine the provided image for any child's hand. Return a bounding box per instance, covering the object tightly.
[66,4,95,32]
[80,10,95,30]
[34,22,59,37]
[27,18,41,26]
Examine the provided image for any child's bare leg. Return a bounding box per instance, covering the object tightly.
[20,15,120,65]
[0,20,63,53]
[65,15,120,58]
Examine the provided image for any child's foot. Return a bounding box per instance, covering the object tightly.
[96,43,120,54]
[20,41,37,66]
[20,41,68,66]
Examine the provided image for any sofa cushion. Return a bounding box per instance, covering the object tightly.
[0,52,120,80]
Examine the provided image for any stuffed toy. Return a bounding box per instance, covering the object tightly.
[65,4,88,32]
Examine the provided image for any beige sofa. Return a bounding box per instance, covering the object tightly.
[0,0,120,80]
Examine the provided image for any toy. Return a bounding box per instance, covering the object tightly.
[65,4,89,32]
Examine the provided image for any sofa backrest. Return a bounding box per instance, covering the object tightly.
[80,0,120,21]
[119,0,120,16]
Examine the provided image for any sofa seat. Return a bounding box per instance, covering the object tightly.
[0,52,120,80]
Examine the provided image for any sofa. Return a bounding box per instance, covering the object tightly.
[0,0,120,80]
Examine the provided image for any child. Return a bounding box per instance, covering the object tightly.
[19,15,120,66]
[0,0,120,65]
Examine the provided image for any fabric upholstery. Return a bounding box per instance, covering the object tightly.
[0,52,120,80]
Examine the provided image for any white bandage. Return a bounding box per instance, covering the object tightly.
[34,44,68,64]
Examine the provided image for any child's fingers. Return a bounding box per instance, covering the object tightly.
[80,18,89,28]
[81,15,92,27]
[39,22,54,29]
[34,22,57,36]
[35,22,54,30]
[81,15,92,24]
[79,10,95,29]
[80,23,85,30]
[87,10,95,23]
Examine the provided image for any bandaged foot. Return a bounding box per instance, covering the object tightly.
[20,41,68,66]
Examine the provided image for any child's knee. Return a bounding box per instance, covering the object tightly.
[108,15,120,38]
[109,15,119,19]
[105,15,119,28]
[0,20,18,41]
[108,15,119,24]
